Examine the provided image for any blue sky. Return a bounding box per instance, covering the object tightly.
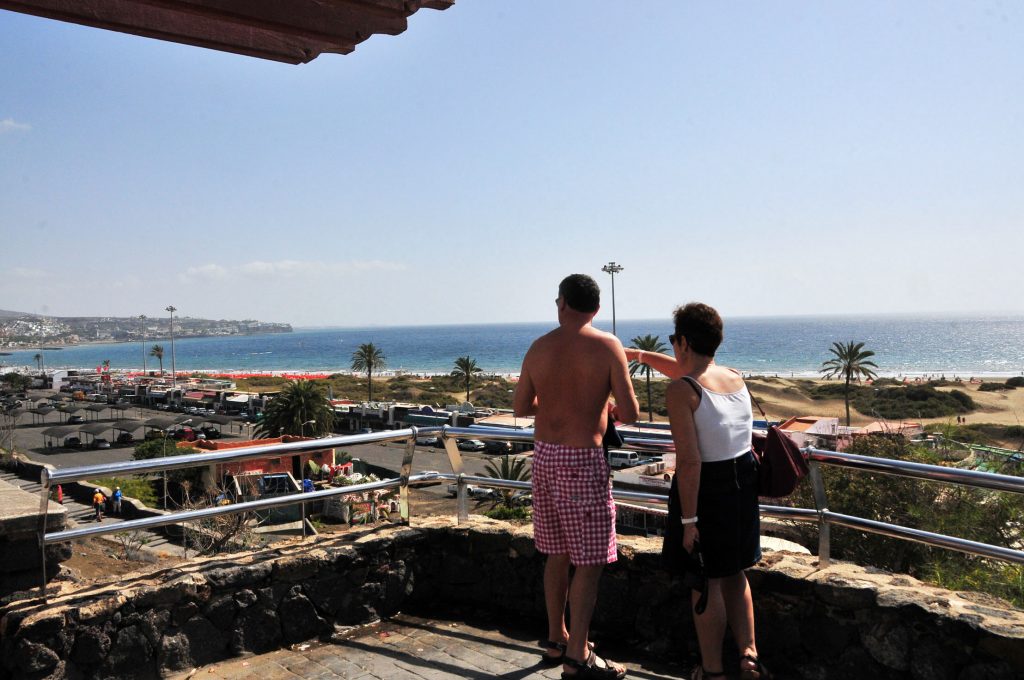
[1,2,1022,327]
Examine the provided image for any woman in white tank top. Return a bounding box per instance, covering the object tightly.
[625,303,769,680]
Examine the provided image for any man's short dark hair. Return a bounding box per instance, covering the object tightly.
[558,274,600,313]
[672,303,723,357]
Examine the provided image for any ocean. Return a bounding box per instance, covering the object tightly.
[3,315,1023,378]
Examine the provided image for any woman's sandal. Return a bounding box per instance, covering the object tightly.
[560,649,626,680]
[689,667,727,680]
[541,639,594,666]
[740,654,773,680]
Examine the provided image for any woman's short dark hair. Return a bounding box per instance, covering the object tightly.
[672,303,723,357]
[558,274,600,313]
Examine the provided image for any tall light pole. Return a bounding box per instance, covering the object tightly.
[165,306,177,390]
[139,315,147,374]
[601,262,624,336]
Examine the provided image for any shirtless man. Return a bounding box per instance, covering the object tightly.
[514,274,639,680]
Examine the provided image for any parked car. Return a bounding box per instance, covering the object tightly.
[607,449,641,469]
[200,426,222,440]
[484,439,512,454]
[446,483,497,499]
[67,415,85,424]
[90,438,111,450]
[63,436,81,448]
[170,427,196,441]
[416,436,439,446]
[456,439,486,452]
[116,432,135,445]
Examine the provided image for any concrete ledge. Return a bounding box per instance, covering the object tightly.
[1,517,1022,679]
[0,478,69,599]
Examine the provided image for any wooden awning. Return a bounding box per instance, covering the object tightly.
[0,0,454,64]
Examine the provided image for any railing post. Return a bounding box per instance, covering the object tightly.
[440,426,468,524]
[38,466,51,601]
[808,458,830,568]
[399,427,417,525]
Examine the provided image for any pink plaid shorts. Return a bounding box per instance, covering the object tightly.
[532,441,617,566]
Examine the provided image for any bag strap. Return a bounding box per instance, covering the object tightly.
[680,376,702,400]
[748,389,769,422]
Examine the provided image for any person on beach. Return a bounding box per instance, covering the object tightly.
[514,273,639,680]
[625,303,769,680]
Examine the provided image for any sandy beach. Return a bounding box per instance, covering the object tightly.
[745,376,1024,427]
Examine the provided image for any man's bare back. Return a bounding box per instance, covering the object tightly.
[515,319,638,448]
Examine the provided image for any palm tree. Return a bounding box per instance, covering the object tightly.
[255,380,334,438]
[629,334,667,422]
[350,343,386,402]
[33,353,42,371]
[483,454,532,509]
[451,356,483,404]
[820,341,879,426]
[150,345,165,375]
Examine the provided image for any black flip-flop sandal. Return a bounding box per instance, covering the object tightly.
[560,650,626,680]
[740,654,772,680]
[542,640,596,666]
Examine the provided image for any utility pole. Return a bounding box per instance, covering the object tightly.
[601,262,624,337]
[165,305,177,391]
[139,315,147,374]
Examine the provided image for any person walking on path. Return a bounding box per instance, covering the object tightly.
[514,274,639,680]
[55,484,63,505]
[92,488,105,522]
[626,303,769,680]
[111,486,123,515]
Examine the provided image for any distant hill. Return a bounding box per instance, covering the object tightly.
[0,309,30,319]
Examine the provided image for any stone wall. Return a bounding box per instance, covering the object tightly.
[1,517,1022,679]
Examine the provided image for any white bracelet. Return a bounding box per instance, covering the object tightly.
[679,516,698,525]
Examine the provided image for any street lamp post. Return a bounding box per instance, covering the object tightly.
[165,306,177,390]
[601,262,624,336]
[139,315,147,374]
[299,418,316,539]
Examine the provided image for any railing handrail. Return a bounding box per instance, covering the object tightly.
[805,447,1024,495]
[34,424,1024,601]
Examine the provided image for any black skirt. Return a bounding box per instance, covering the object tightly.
[696,451,761,578]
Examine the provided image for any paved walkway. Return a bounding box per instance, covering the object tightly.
[175,615,687,680]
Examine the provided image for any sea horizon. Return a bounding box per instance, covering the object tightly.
[3,313,1023,379]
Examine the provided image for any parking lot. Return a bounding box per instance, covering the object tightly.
[4,391,527,486]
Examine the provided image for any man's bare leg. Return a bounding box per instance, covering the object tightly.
[544,554,571,659]
[563,564,623,675]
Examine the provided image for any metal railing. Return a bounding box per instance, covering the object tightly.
[34,426,1024,600]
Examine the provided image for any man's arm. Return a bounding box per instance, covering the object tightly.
[609,341,640,424]
[513,357,538,417]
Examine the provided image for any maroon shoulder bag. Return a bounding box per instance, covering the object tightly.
[749,392,808,497]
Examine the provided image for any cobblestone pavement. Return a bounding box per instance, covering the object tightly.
[173,614,688,680]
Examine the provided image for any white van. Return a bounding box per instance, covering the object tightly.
[607,450,641,469]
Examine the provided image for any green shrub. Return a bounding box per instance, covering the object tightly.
[483,506,531,521]
[790,436,1024,606]
[851,385,974,419]
[979,382,1013,392]
[132,440,204,486]
[89,477,158,507]
[1006,425,1024,438]
[1006,377,1024,388]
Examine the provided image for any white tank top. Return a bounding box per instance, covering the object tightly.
[682,377,753,463]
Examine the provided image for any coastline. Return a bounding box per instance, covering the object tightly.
[2,365,1021,381]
